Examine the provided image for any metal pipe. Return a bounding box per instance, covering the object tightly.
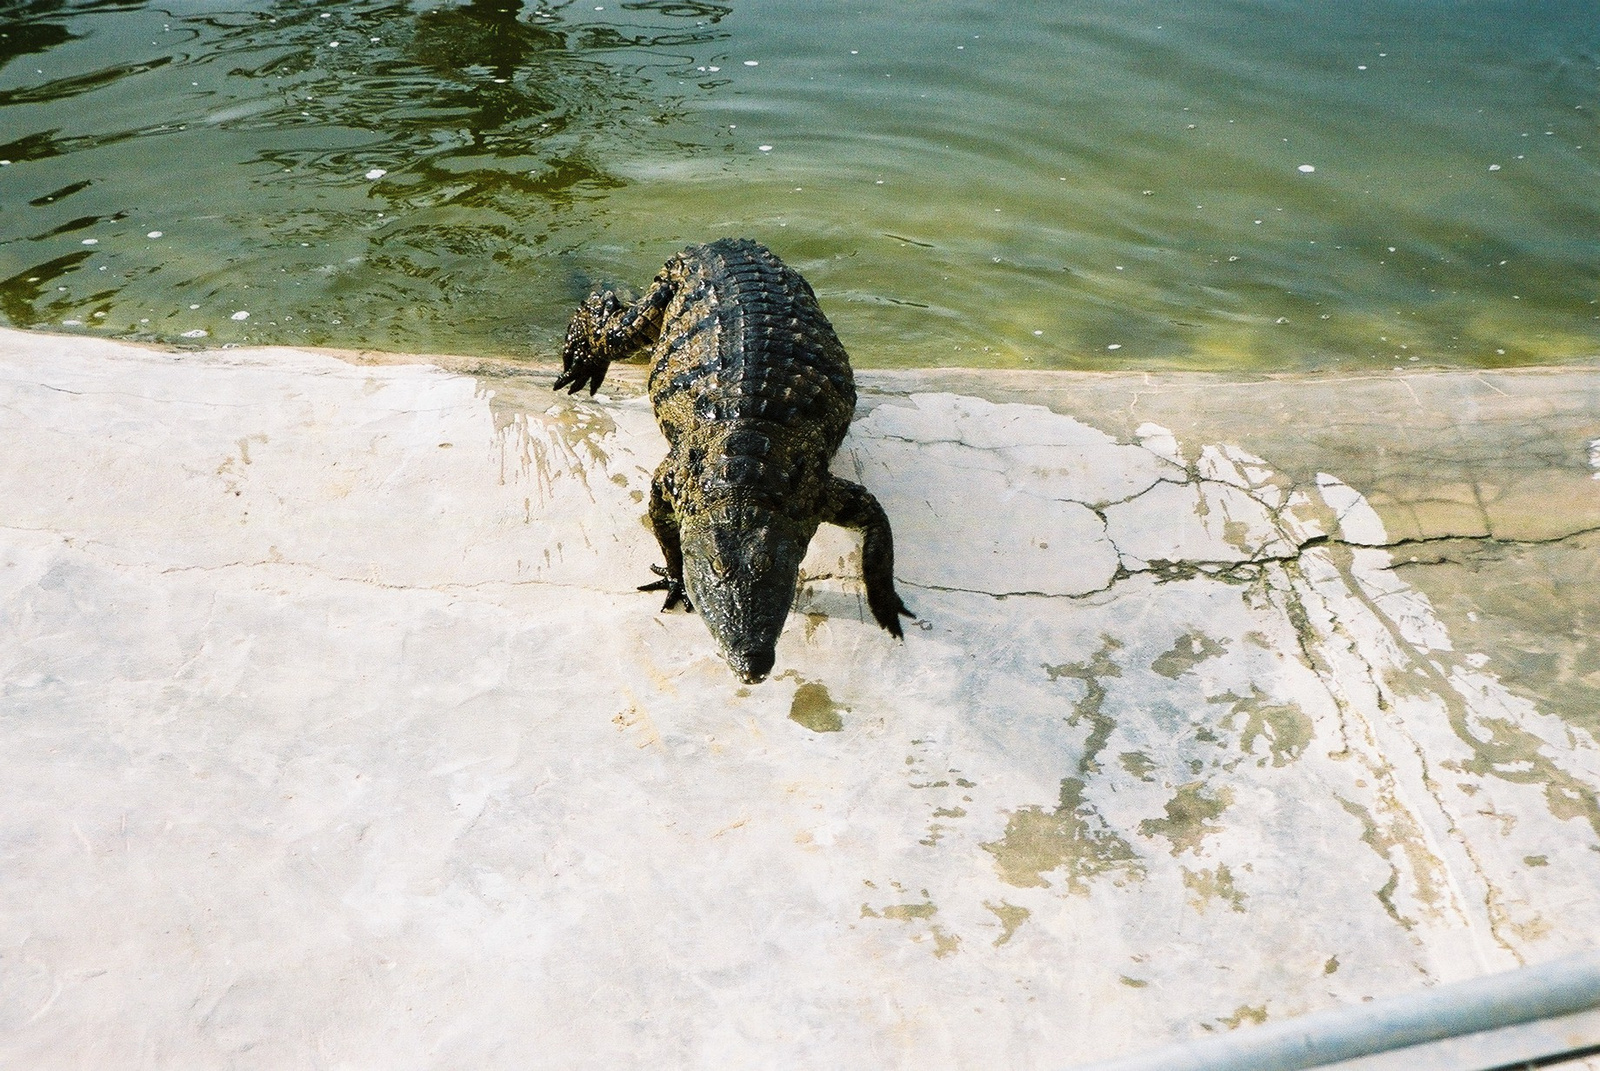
[1077,950,1600,1071]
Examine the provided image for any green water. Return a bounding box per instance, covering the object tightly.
[1,0,1597,371]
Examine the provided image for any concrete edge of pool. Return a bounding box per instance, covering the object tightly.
[2,326,1598,1069]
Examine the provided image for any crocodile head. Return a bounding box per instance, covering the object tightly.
[679,502,808,684]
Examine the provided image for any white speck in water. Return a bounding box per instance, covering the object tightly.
[758,145,773,152]
[1489,164,1502,171]
[744,60,759,66]
[1275,317,1289,324]
[493,78,507,83]
[1297,164,1315,173]
[875,179,884,185]
[182,329,208,339]
[1357,65,1367,70]
[366,168,387,179]
[81,238,98,245]
[1107,343,1122,350]
[61,319,84,327]
[0,160,10,166]
[231,311,250,321]
[1033,330,1043,335]
[1388,246,1397,252]
[850,50,858,55]
[329,41,340,48]
[147,231,163,238]
[189,304,200,310]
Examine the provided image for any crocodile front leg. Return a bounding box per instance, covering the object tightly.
[554,269,677,395]
[822,475,913,637]
[638,467,691,611]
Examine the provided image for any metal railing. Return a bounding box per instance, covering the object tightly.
[1077,951,1600,1071]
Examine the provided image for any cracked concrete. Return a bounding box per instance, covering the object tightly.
[2,327,1598,1069]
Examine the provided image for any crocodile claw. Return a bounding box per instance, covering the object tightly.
[639,564,693,612]
[872,592,915,639]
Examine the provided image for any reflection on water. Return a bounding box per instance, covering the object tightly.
[0,0,726,353]
[0,0,1596,371]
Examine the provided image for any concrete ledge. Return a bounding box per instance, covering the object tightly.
[3,328,1598,1068]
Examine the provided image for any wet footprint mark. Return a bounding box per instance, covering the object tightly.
[789,679,845,733]
[904,738,976,846]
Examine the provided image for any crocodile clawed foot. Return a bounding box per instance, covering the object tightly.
[638,564,693,612]
[871,592,915,639]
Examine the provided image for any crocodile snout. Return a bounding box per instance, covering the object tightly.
[726,646,777,685]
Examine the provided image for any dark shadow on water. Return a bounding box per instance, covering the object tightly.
[0,249,94,327]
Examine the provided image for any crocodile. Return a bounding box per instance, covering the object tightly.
[554,238,912,683]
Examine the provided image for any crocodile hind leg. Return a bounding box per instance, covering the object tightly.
[821,475,913,637]
[554,268,678,395]
[638,468,691,611]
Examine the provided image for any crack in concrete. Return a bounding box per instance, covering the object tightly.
[904,523,1600,602]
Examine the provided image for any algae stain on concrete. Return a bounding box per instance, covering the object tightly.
[789,680,845,733]
[1222,518,1254,555]
[983,777,1145,893]
[1335,793,1450,928]
[1183,863,1248,913]
[1139,781,1234,856]
[1043,635,1124,776]
[1153,632,1229,678]
[1120,751,1159,783]
[862,896,961,958]
[1220,1004,1269,1029]
[1213,685,1315,767]
[863,901,937,921]
[984,900,1031,947]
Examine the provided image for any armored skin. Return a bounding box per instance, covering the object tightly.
[554,238,912,683]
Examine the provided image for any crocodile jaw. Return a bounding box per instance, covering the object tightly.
[679,512,806,684]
